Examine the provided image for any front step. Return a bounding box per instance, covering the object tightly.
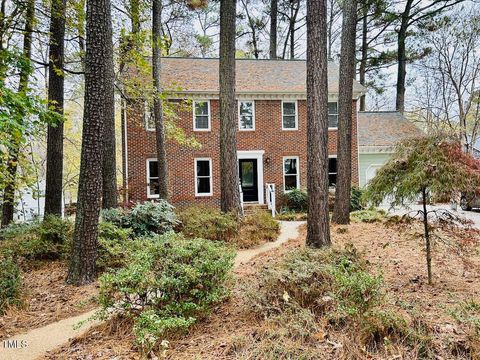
[243,203,270,215]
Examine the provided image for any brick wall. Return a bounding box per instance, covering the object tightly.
[125,98,359,207]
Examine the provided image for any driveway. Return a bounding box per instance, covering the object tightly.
[379,203,480,229]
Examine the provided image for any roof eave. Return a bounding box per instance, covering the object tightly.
[165,89,365,101]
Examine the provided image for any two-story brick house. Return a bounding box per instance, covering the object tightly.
[122,57,366,208]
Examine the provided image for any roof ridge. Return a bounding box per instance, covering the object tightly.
[161,56,338,64]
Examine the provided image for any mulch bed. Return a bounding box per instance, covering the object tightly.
[43,221,480,359]
[0,261,98,339]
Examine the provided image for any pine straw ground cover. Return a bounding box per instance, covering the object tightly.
[43,219,480,360]
[0,261,98,339]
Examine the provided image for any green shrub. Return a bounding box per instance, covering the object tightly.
[328,255,383,318]
[282,188,308,212]
[177,206,279,248]
[96,221,137,270]
[101,201,178,237]
[0,256,22,313]
[98,232,235,353]
[0,221,38,241]
[276,210,308,221]
[246,245,377,318]
[0,216,73,261]
[101,207,131,228]
[176,205,238,241]
[350,186,365,212]
[350,209,386,223]
[237,211,280,248]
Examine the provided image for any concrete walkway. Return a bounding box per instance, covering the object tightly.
[235,220,305,267]
[0,221,304,360]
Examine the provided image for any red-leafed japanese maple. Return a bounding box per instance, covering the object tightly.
[365,135,480,284]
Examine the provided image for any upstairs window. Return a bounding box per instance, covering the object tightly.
[282,101,298,130]
[283,156,300,191]
[195,158,212,196]
[328,102,338,128]
[239,101,255,130]
[147,159,159,198]
[193,101,210,131]
[328,157,337,186]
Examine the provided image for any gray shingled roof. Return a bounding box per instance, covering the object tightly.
[161,57,366,95]
[358,111,423,149]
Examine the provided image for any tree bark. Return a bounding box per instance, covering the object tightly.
[1,0,34,227]
[101,19,118,210]
[359,3,367,111]
[306,0,330,248]
[67,0,115,284]
[152,0,168,199]
[422,187,432,285]
[219,0,241,215]
[44,0,67,217]
[395,0,412,114]
[269,0,277,59]
[332,0,357,225]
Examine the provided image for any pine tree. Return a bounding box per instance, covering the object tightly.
[68,0,115,284]
[269,0,277,59]
[44,0,67,216]
[219,0,241,215]
[152,0,169,199]
[332,0,358,224]
[306,0,330,247]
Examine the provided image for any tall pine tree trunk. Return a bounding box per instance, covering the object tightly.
[306,0,330,248]
[67,0,115,285]
[1,0,34,227]
[101,55,118,208]
[44,0,67,217]
[269,0,277,59]
[395,0,412,114]
[332,0,357,225]
[219,0,241,215]
[101,0,118,209]
[359,4,367,111]
[152,0,168,199]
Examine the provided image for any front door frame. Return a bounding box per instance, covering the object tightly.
[237,150,264,204]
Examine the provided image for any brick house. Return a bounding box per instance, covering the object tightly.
[122,58,366,209]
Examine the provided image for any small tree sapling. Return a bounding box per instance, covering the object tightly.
[364,135,480,284]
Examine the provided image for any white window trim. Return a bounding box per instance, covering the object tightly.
[146,158,160,199]
[193,100,211,132]
[283,156,300,193]
[145,101,155,132]
[238,100,255,131]
[194,158,213,197]
[328,101,338,130]
[281,100,298,131]
[328,155,337,187]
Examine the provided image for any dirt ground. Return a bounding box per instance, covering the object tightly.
[0,261,98,339]
[43,221,480,359]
